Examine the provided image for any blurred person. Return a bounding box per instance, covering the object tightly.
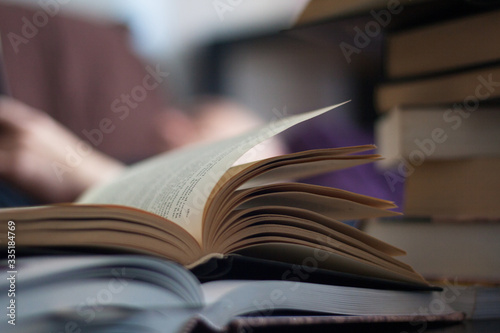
[0,3,167,163]
[0,95,285,204]
[0,3,284,206]
[0,97,124,203]
[0,3,168,205]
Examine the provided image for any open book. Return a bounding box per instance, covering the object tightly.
[0,255,461,332]
[1,103,425,286]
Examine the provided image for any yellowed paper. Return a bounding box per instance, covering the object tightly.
[78,103,347,242]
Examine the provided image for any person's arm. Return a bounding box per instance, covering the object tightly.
[0,97,124,203]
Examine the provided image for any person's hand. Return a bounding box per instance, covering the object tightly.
[0,97,124,203]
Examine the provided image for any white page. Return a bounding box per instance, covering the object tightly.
[199,280,454,330]
[78,103,346,243]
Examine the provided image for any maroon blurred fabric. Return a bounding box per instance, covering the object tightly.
[0,4,166,162]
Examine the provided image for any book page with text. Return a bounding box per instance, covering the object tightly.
[78,103,346,243]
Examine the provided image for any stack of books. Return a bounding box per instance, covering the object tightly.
[375,10,500,218]
[368,10,500,292]
[293,0,500,323]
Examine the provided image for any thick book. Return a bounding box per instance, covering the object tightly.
[293,0,485,28]
[293,0,417,26]
[0,104,428,286]
[361,217,500,283]
[375,64,500,113]
[403,158,500,219]
[384,10,500,79]
[0,255,463,332]
[217,313,466,333]
[375,106,500,168]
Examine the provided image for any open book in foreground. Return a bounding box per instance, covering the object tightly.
[0,255,463,332]
[2,103,424,286]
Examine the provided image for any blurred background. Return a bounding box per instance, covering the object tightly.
[2,0,375,120]
[3,0,321,111]
[0,0,393,207]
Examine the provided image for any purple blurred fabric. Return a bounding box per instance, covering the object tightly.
[286,108,404,212]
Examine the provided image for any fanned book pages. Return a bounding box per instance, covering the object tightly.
[1,103,426,286]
